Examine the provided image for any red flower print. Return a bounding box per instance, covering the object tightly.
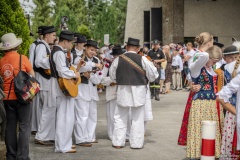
[204,84,211,90]
[98,72,102,75]
[105,63,109,68]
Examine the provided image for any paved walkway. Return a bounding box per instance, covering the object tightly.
[27,89,189,160]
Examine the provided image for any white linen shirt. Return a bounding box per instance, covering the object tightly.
[186,49,196,68]
[101,64,117,102]
[217,73,240,150]
[190,51,217,78]
[109,51,159,107]
[34,40,51,91]
[225,60,240,75]
[77,57,103,101]
[71,48,84,66]
[29,38,41,66]
[172,54,183,72]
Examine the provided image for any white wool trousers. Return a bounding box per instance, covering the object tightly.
[112,105,145,148]
[55,96,75,153]
[31,93,41,132]
[106,99,117,140]
[74,99,97,144]
[35,91,56,141]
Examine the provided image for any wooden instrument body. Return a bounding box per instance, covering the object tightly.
[58,66,81,97]
[44,69,51,75]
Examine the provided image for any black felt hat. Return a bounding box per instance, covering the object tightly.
[223,45,239,55]
[111,45,125,55]
[41,26,56,35]
[59,30,75,41]
[108,43,114,48]
[84,40,99,49]
[37,26,45,34]
[213,41,224,48]
[125,37,140,46]
[75,35,87,43]
[74,32,81,37]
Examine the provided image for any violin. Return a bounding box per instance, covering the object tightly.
[145,56,152,61]
[103,58,113,64]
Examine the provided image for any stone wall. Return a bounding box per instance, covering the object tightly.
[125,0,239,46]
[124,0,162,45]
[162,0,184,44]
[184,0,240,45]
[124,0,184,45]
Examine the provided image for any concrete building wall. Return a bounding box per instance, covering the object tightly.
[125,0,240,46]
[124,0,162,45]
[184,0,240,45]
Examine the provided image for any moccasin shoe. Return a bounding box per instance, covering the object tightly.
[112,145,124,149]
[66,149,77,153]
[78,142,92,147]
[34,139,54,146]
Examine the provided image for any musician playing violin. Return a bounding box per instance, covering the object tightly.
[74,40,103,147]
[70,33,87,65]
[147,39,166,101]
[101,45,127,140]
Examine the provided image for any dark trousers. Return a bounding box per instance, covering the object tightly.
[150,67,161,88]
[3,100,31,160]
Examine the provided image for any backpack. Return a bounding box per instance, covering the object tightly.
[8,54,40,104]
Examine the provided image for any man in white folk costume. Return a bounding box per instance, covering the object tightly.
[74,40,103,147]
[33,26,57,145]
[29,26,44,135]
[71,33,87,65]
[101,45,128,141]
[109,37,159,149]
[50,30,80,153]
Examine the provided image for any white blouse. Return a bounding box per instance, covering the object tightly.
[217,73,240,149]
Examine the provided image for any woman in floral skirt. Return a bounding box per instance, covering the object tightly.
[185,32,224,159]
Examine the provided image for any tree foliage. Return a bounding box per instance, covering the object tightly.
[0,0,31,55]
[31,0,52,37]
[52,0,86,33]
[30,0,128,46]
[92,5,118,46]
[77,24,92,39]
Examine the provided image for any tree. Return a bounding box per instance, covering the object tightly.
[91,0,128,47]
[31,0,52,37]
[92,5,118,47]
[52,0,86,33]
[77,24,92,39]
[112,0,128,43]
[0,0,31,55]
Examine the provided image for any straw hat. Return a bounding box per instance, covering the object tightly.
[0,33,22,50]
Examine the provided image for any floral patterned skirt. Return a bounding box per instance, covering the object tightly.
[231,128,240,159]
[186,99,224,158]
[178,91,195,145]
[220,111,236,158]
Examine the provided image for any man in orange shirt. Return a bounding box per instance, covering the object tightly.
[0,33,34,160]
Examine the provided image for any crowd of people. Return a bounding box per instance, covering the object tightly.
[1,26,240,160]
[0,25,159,159]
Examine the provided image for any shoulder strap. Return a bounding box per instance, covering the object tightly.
[49,50,59,79]
[119,54,146,76]
[19,54,22,71]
